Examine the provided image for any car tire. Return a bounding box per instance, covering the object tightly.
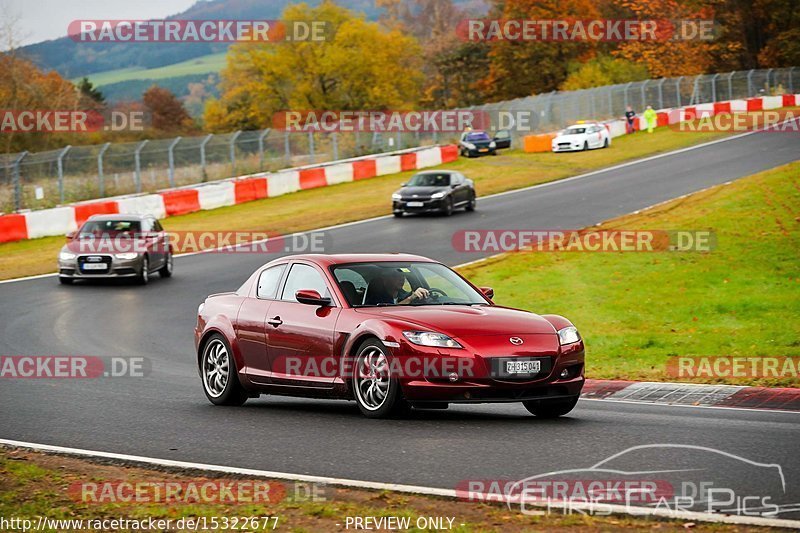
[490,150,497,156]
[465,193,476,212]
[58,277,73,285]
[582,141,589,151]
[522,396,579,418]
[442,197,454,216]
[393,211,403,217]
[137,256,149,285]
[159,252,173,278]
[603,138,609,148]
[352,339,408,419]
[200,334,249,406]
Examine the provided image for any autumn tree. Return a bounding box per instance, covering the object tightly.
[560,55,649,90]
[205,1,423,131]
[142,85,195,134]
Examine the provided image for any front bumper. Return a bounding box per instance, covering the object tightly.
[552,141,585,152]
[393,198,447,214]
[386,337,586,403]
[58,254,144,279]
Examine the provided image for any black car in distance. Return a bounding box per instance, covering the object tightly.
[391,170,476,217]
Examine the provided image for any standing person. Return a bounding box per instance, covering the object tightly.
[643,105,657,133]
[624,106,637,134]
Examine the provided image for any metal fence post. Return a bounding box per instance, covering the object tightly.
[657,78,666,109]
[97,143,111,197]
[727,71,735,100]
[168,137,181,188]
[229,131,241,176]
[675,77,683,107]
[12,151,27,211]
[331,132,338,160]
[258,128,270,170]
[284,131,291,163]
[623,82,633,109]
[307,131,315,161]
[710,73,720,102]
[57,145,70,204]
[789,67,796,93]
[200,134,212,181]
[134,140,148,193]
[765,68,773,94]
[640,79,649,107]
[747,69,754,97]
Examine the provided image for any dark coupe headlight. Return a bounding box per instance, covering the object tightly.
[557,326,581,345]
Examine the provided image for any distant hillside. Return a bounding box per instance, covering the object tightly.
[17,0,383,78]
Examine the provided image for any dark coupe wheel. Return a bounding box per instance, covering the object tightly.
[442,197,454,216]
[393,211,404,217]
[159,252,173,278]
[137,256,149,285]
[201,334,248,406]
[58,277,73,285]
[352,339,408,418]
[465,193,476,212]
[522,396,579,418]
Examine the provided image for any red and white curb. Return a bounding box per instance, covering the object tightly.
[583,379,800,412]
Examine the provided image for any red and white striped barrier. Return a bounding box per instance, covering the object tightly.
[0,144,459,243]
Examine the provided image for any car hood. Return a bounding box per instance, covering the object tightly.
[354,305,557,337]
[554,132,585,140]
[63,237,145,254]
[396,186,449,197]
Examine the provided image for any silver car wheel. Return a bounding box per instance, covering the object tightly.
[202,339,229,398]
[354,345,390,411]
[141,257,149,283]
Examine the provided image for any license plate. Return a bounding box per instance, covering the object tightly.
[479,148,489,152]
[506,360,541,374]
[82,263,108,271]
[406,201,423,207]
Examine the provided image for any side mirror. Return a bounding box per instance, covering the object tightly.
[480,287,494,299]
[295,289,332,306]
[400,182,407,187]
[65,231,77,240]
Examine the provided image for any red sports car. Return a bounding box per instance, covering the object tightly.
[194,254,585,418]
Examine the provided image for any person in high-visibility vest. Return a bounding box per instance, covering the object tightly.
[643,105,657,133]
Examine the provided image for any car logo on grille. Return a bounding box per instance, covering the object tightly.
[509,337,523,345]
[87,256,102,262]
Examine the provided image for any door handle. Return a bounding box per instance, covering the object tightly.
[267,316,283,327]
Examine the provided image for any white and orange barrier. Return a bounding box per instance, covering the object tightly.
[0,144,459,244]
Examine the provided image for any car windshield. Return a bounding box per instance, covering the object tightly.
[332,261,489,307]
[465,132,490,142]
[564,126,586,134]
[79,220,141,237]
[407,173,451,187]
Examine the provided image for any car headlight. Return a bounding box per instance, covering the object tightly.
[114,252,139,260]
[463,142,476,150]
[198,303,204,315]
[489,141,496,148]
[403,331,462,349]
[392,193,402,200]
[431,191,446,199]
[59,251,76,261]
[557,326,581,345]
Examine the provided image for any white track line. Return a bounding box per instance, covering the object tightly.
[0,121,789,286]
[1,438,798,529]
[582,397,800,415]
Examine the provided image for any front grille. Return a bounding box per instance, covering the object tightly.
[77,255,112,274]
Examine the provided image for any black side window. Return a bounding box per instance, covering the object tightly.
[281,264,329,302]
[257,264,286,299]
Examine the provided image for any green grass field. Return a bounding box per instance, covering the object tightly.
[76,53,227,87]
[458,162,800,387]
[0,127,729,281]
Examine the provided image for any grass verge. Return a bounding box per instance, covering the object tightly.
[457,162,800,387]
[0,448,773,532]
[0,126,731,281]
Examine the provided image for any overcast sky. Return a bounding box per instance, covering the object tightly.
[5,0,199,46]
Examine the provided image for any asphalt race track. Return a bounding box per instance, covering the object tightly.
[1,129,799,520]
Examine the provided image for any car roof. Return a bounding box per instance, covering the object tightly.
[265,253,436,268]
[414,169,457,175]
[86,214,152,221]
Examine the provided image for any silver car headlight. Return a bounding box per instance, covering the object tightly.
[489,141,496,148]
[392,193,402,200]
[557,326,581,345]
[114,252,139,260]
[403,331,462,349]
[463,142,476,150]
[431,191,446,199]
[59,251,76,261]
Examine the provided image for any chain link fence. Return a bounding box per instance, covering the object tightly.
[1,67,796,213]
